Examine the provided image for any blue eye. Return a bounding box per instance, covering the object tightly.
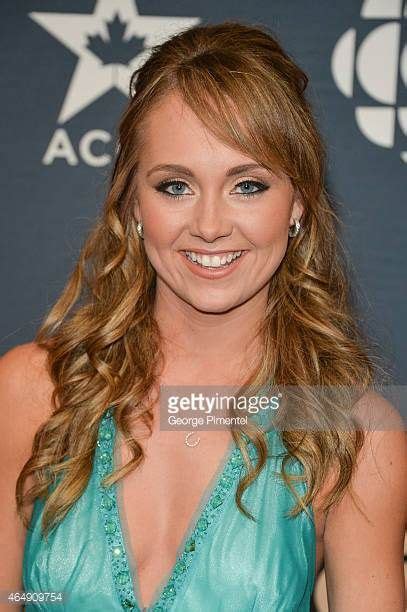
[234,180,268,197]
[155,178,269,200]
[155,180,190,199]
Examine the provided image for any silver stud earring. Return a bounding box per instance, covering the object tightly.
[288,219,301,237]
[136,221,144,239]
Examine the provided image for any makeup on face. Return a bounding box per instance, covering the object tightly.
[133,90,303,312]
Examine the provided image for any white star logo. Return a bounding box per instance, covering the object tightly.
[29,0,200,124]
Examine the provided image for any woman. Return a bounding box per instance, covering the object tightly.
[1,20,405,612]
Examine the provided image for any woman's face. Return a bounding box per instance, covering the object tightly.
[134,90,303,313]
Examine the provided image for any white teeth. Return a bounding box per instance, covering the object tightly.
[185,250,243,268]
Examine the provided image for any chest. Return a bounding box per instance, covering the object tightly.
[116,427,235,608]
[115,424,322,610]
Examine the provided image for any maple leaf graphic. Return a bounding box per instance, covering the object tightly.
[86,13,145,66]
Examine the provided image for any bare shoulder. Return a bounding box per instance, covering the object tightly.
[0,340,56,489]
[0,341,56,597]
[0,341,55,436]
[322,390,407,611]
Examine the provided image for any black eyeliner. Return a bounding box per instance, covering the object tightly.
[154,179,270,199]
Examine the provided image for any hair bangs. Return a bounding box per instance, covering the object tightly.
[175,58,289,180]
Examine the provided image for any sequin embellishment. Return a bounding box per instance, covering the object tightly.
[96,407,257,611]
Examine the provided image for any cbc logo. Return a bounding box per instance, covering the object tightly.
[331,0,406,162]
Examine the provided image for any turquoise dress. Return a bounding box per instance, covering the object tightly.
[22,406,316,611]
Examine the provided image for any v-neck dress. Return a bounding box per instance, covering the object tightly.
[22,406,316,611]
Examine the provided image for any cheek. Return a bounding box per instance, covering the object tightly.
[139,198,180,248]
[247,206,290,249]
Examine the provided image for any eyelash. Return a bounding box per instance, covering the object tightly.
[155,178,269,200]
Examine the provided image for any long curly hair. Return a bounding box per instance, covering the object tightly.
[16,20,385,538]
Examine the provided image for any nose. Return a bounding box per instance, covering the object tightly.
[189,190,233,243]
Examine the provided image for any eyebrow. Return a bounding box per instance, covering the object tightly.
[146,163,269,178]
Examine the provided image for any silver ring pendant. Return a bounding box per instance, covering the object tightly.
[185,431,201,447]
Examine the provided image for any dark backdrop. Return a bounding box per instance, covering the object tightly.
[1,0,406,383]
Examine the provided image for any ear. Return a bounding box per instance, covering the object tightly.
[290,189,304,225]
[134,199,141,222]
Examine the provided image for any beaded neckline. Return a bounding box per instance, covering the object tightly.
[95,407,260,611]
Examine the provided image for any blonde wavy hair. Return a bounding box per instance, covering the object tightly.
[17,20,384,538]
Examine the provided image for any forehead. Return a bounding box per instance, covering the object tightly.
[138,90,257,168]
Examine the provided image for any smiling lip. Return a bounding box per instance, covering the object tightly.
[181,248,246,255]
[180,249,248,279]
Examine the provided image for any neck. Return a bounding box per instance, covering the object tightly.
[153,280,268,381]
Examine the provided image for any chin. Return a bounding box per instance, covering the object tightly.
[185,295,241,314]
